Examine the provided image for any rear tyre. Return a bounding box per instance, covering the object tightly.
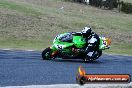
[42,47,52,60]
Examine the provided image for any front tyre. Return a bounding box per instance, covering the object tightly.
[83,50,102,62]
[94,50,102,59]
[83,57,94,62]
[42,47,52,60]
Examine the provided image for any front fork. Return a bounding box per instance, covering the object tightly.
[51,51,59,58]
[49,46,58,59]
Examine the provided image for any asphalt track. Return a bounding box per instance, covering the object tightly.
[0,49,132,87]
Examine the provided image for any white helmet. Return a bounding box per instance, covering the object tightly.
[81,27,92,36]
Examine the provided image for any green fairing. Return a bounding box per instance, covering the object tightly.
[42,33,111,61]
[50,33,109,52]
[99,37,110,50]
[73,36,86,48]
[51,34,73,51]
[50,34,86,52]
[99,38,104,49]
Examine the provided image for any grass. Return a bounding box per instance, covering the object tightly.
[122,0,132,3]
[0,0,132,55]
[105,43,132,55]
[0,38,51,50]
[0,0,42,16]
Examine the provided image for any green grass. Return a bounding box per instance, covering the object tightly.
[122,0,132,3]
[105,43,132,56]
[0,38,51,50]
[0,0,132,55]
[0,0,42,16]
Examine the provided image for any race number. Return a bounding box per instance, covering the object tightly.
[103,40,107,46]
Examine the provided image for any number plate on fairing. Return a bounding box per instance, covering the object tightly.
[99,37,111,50]
[54,44,66,50]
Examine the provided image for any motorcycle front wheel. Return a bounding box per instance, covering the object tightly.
[83,50,102,62]
[42,47,52,60]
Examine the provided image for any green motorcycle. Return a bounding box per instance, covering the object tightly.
[42,33,111,62]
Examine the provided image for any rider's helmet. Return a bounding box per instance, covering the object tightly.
[81,27,92,37]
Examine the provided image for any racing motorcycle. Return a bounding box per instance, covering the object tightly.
[42,33,111,62]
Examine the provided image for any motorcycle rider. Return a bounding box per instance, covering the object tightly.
[58,26,100,61]
[72,26,100,61]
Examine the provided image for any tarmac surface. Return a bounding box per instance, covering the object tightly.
[0,50,132,86]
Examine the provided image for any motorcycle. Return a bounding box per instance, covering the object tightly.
[42,33,111,62]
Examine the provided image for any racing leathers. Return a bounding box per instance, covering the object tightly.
[72,32,100,60]
[85,32,100,59]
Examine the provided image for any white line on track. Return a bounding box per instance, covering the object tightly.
[0,48,36,52]
[0,83,132,88]
[1,48,11,51]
